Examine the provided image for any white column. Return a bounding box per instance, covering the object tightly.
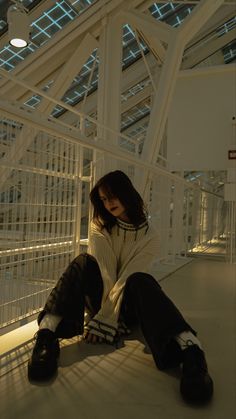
[95,14,123,181]
[224,117,236,263]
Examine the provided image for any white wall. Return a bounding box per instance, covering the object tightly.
[167,65,236,171]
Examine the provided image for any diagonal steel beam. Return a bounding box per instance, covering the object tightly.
[139,0,224,194]
[182,28,235,69]
[0,33,98,190]
[123,9,173,44]
[39,33,98,115]
[0,99,196,187]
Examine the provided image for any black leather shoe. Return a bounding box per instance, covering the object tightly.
[28,329,60,381]
[180,344,213,404]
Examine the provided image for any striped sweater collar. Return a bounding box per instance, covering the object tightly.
[116,218,148,231]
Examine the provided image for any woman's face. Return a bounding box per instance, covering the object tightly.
[98,187,129,222]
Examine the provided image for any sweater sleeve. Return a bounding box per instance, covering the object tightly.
[86,229,160,342]
[88,222,117,302]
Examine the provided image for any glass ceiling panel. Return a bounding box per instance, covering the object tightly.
[51,49,99,117]
[121,97,151,130]
[218,16,236,64]
[0,0,41,34]
[0,2,197,72]
[0,2,234,132]
[19,3,197,117]
[217,15,236,36]
[122,24,148,69]
[121,78,151,103]
[0,0,97,71]
[150,2,194,27]
[223,41,236,63]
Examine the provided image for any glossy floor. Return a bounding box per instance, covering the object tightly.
[1,257,235,419]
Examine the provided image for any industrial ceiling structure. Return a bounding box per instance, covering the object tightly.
[0,0,235,193]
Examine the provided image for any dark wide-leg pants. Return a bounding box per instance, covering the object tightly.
[38,253,196,370]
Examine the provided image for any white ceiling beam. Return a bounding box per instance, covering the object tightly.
[0,99,193,185]
[12,53,156,130]
[0,0,171,100]
[0,0,232,102]
[95,14,124,176]
[40,33,98,115]
[144,0,225,160]
[139,0,225,194]
[0,64,148,160]
[0,0,125,94]
[122,85,152,114]
[54,49,233,130]
[122,115,150,137]
[176,0,226,44]
[58,53,158,127]
[0,32,99,189]
[185,7,236,47]
[0,0,149,96]
[84,86,152,138]
[0,0,55,50]
[179,62,236,77]
[134,0,234,4]
[182,28,236,69]
[122,9,173,44]
[136,28,166,64]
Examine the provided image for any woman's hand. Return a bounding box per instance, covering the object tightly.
[83,331,103,344]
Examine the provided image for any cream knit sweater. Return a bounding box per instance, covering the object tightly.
[86,217,160,342]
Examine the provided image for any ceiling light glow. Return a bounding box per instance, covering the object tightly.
[7,3,29,48]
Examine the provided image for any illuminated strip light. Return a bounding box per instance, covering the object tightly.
[0,237,88,257]
[0,240,73,257]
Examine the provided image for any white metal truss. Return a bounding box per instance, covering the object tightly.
[0,0,234,332]
[0,32,98,190]
[139,0,225,193]
[95,13,123,177]
[0,0,232,193]
[0,104,225,329]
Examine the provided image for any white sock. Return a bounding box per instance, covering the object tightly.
[175,331,203,350]
[39,313,62,333]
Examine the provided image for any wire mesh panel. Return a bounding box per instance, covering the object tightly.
[148,175,193,261]
[0,114,227,331]
[211,196,225,239]
[198,192,224,244]
[0,117,82,329]
[225,201,236,264]
[170,180,185,259]
[188,188,201,248]
[188,189,225,254]
[148,174,172,261]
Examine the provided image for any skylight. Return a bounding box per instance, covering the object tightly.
[0,0,96,71]
[1,1,234,133]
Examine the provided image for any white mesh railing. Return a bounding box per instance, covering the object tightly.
[0,116,92,330]
[225,201,236,264]
[0,113,225,332]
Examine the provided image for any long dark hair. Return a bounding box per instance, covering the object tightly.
[90,170,147,232]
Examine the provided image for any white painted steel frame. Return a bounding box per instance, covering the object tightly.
[0,109,225,331]
[139,0,224,193]
[0,0,229,332]
[0,117,86,329]
[226,201,236,264]
[0,0,232,194]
